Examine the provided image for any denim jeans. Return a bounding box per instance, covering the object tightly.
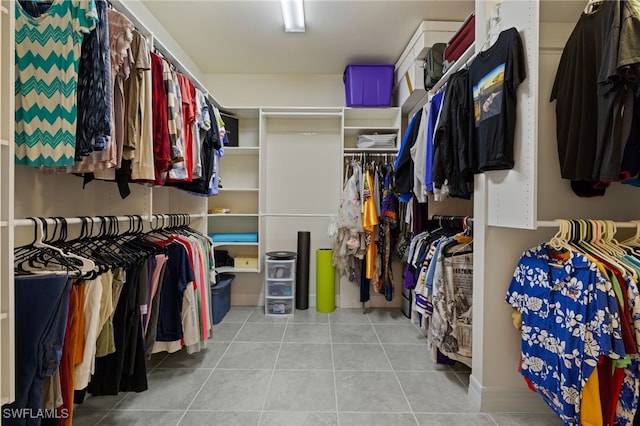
[2,275,71,426]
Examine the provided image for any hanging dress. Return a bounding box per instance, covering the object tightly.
[378,164,399,301]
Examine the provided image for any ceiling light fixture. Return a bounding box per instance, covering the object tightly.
[280,0,305,33]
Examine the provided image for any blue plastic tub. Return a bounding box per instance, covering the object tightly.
[344,64,395,107]
[211,273,234,325]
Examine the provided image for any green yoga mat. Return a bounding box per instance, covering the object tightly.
[316,248,335,313]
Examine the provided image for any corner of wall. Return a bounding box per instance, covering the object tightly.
[468,374,553,413]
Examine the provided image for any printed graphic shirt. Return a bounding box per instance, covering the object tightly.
[468,27,526,172]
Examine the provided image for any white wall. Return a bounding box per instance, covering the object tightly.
[203,74,345,108]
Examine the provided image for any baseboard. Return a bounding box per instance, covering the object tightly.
[468,375,553,413]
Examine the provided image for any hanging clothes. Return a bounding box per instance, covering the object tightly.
[505,220,640,426]
[2,275,72,426]
[411,107,429,203]
[395,111,423,203]
[333,158,399,303]
[164,60,188,182]
[551,1,640,194]
[75,0,112,160]
[177,73,196,182]
[468,27,526,173]
[432,68,473,198]
[506,244,626,426]
[126,30,155,182]
[69,7,134,176]
[89,261,148,396]
[333,161,365,279]
[377,165,399,301]
[192,88,207,179]
[150,52,171,185]
[362,167,379,281]
[430,234,473,366]
[175,98,222,195]
[425,89,445,193]
[14,0,98,167]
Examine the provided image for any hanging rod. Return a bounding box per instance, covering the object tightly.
[261,112,343,117]
[342,152,397,156]
[536,220,638,229]
[14,213,205,227]
[428,42,476,96]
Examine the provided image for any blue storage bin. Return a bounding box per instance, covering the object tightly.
[211,273,235,325]
[344,64,395,107]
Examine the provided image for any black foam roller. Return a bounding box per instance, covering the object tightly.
[296,231,311,310]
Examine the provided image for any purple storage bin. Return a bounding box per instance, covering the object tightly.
[344,64,395,107]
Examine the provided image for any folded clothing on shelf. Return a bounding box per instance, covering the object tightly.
[209,233,259,243]
[356,134,397,149]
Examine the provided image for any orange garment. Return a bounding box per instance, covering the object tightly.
[58,283,85,426]
[580,365,603,426]
[362,169,378,279]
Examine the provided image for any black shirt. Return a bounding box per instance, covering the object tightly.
[551,0,640,181]
[469,27,526,172]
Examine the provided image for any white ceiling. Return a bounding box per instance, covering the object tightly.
[141,0,586,76]
[142,0,475,75]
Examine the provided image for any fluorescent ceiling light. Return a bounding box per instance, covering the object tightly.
[280,0,305,32]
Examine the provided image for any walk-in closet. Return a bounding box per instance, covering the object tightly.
[3,0,640,425]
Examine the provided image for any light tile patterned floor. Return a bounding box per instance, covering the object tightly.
[74,308,562,426]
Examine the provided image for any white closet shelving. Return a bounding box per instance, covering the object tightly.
[339,107,405,308]
[343,107,401,153]
[0,0,15,406]
[260,108,341,308]
[207,108,261,274]
[208,107,406,307]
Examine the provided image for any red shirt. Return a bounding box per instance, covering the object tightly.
[151,53,171,185]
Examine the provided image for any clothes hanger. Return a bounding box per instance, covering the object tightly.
[577,219,634,278]
[599,220,639,280]
[548,219,573,254]
[15,218,94,276]
[584,0,604,14]
[621,220,640,249]
[36,217,96,275]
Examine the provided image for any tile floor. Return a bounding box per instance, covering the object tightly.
[73,307,561,426]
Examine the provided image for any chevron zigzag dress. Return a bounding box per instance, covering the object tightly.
[15,0,98,167]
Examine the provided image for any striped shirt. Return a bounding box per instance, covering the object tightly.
[15,0,98,167]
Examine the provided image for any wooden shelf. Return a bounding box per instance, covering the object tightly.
[0,312,7,320]
[0,221,7,227]
[0,5,8,15]
[0,139,8,147]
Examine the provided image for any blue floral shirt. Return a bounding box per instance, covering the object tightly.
[506,244,625,426]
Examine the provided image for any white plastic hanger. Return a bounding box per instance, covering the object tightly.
[32,217,95,275]
[584,0,603,14]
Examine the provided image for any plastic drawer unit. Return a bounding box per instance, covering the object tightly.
[264,251,296,317]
